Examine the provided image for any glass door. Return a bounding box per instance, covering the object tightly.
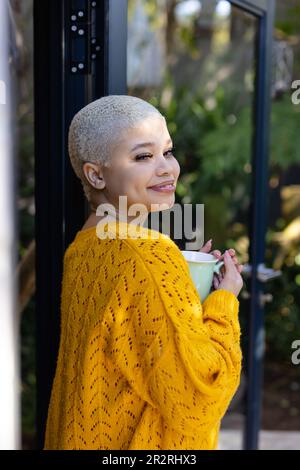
[127,0,275,450]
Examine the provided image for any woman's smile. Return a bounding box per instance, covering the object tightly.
[148,179,176,193]
[148,184,176,193]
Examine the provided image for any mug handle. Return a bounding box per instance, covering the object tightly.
[214,260,224,274]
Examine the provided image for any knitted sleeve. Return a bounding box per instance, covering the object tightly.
[103,237,242,438]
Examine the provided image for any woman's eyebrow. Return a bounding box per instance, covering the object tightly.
[130,138,172,152]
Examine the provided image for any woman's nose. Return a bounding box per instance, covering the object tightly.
[156,155,173,174]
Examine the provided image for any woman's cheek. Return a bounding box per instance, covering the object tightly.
[174,159,181,177]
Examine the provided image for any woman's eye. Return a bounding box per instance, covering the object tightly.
[135,154,152,161]
[165,148,176,157]
[135,148,175,161]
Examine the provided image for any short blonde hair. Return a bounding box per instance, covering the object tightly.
[68,94,164,203]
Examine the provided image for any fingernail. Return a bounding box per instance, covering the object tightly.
[208,239,212,243]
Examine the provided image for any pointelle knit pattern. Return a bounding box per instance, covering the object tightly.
[44,220,242,450]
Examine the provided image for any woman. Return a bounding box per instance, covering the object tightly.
[44,95,244,450]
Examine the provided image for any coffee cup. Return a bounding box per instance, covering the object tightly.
[181,251,225,302]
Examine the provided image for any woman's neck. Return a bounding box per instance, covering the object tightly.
[87,207,149,227]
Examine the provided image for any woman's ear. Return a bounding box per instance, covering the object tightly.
[82,162,106,190]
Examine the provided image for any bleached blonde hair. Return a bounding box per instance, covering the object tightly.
[68,94,165,203]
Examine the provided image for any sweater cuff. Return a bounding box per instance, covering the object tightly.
[202,289,239,322]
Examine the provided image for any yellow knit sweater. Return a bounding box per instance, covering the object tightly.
[44,220,242,450]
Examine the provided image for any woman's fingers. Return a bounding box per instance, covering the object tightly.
[237,264,244,273]
[223,250,237,273]
[213,274,220,290]
[200,244,244,276]
[199,239,212,253]
[213,256,243,291]
[211,249,222,258]
[220,249,243,274]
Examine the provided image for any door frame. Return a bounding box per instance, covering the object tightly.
[33,0,128,448]
[230,0,275,450]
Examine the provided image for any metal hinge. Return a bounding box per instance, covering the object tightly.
[68,0,101,75]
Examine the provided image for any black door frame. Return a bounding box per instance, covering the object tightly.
[34,0,274,450]
[34,0,127,449]
[230,0,275,450]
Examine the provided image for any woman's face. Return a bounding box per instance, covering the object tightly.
[96,115,180,216]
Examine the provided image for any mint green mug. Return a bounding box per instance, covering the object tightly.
[181,251,225,302]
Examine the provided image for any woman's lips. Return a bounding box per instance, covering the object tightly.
[148,184,175,193]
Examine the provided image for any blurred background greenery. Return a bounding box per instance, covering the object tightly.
[14,0,300,448]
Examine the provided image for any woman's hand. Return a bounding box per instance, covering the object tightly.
[216,250,244,297]
[199,239,244,292]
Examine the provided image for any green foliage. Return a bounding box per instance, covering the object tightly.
[151,74,300,362]
[264,246,300,361]
[276,5,300,36]
[270,95,300,168]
